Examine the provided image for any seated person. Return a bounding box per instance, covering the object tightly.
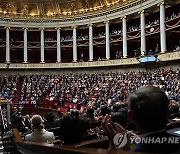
[24,114,32,130]
[169,105,180,119]
[25,115,55,143]
[102,86,180,153]
[59,109,88,145]
[44,112,60,129]
[86,107,98,123]
[112,104,120,113]
[98,105,109,121]
[111,112,127,128]
[12,112,29,134]
[167,105,180,129]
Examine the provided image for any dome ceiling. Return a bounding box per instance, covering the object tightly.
[0,0,135,17]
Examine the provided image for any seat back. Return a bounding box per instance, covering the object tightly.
[12,128,23,142]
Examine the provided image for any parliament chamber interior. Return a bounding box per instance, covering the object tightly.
[0,0,180,153]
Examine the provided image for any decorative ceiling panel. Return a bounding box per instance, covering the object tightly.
[0,0,137,17]
[42,3,55,16]
[21,3,39,16]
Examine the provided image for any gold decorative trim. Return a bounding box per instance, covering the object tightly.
[0,0,145,22]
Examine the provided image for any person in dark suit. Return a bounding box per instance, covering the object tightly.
[59,109,89,145]
[44,112,60,129]
[102,86,180,153]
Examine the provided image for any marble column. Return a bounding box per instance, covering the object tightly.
[5,27,10,63]
[56,28,61,62]
[105,21,110,60]
[160,2,167,53]
[73,26,77,62]
[40,28,45,63]
[122,17,127,58]
[88,24,93,61]
[140,10,146,55]
[23,28,28,63]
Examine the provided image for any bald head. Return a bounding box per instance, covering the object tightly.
[127,86,169,132]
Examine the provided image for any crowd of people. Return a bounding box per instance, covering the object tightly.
[0,68,179,153]
[39,69,179,107]
[0,75,19,100]
[9,85,180,153]
[0,69,179,108]
[20,75,54,105]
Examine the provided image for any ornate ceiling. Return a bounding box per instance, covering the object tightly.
[0,0,135,17]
